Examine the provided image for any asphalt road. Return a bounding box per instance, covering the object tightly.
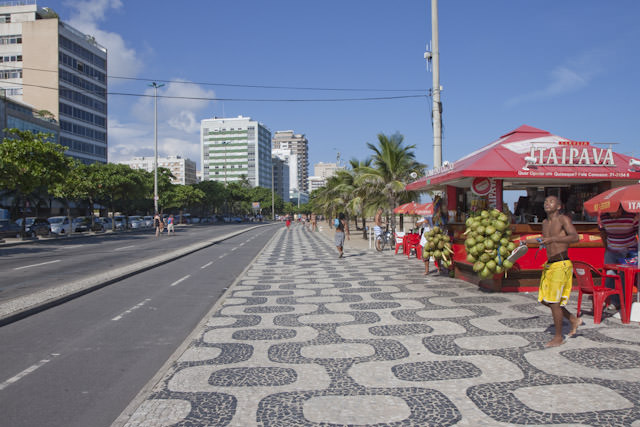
[0,223,257,302]
[0,224,279,427]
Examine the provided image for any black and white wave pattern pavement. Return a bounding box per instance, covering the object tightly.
[125,226,640,426]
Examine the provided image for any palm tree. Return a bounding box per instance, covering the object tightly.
[356,132,426,231]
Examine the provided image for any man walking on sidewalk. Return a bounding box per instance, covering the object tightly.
[522,195,581,347]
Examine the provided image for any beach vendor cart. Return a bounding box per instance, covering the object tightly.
[407,125,640,292]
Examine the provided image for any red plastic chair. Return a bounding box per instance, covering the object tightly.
[573,260,627,324]
[405,234,421,259]
[394,232,405,254]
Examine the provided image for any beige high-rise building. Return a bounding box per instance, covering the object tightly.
[272,130,308,194]
[0,1,107,164]
[120,156,197,185]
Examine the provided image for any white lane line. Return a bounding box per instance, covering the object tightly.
[58,245,83,250]
[239,242,245,246]
[170,274,191,287]
[111,298,151,321]
[0,354,59,391]
[231,247,237,251]
[114,245,136,251]
[200,262,213,269]
[219,254,227,259]
[13,260,61,270]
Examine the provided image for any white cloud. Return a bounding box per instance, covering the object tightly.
[64,0,143,80]
[505,48,605,107]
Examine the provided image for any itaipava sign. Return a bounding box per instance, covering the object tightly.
[526,141,615,167]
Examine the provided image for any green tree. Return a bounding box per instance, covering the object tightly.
[356,132,425,230]
[0,129,70,232]
[166,184,205,220]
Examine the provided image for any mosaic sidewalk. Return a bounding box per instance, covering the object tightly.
[122,225,640,426]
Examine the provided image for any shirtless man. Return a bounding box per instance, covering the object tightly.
[523,195,582,347]
[373,207,384,238]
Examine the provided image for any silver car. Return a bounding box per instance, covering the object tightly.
[128,215,145,229]
[143,216,154,228]
[48,216,72,234]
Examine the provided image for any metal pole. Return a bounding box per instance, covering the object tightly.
[271,160,275,220]
[149,82,164,213]
[431,0,442,168]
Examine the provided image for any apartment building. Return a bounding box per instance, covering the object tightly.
[0,94,58,141]
[272,130,308,194]
[0,1,107,164]
[271,155,290,202]
[201,115,272,188]
[120,155,197,185]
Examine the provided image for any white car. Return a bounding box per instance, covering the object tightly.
[48,216,72,234]
[143,216,154,228]
[128,215,145,229]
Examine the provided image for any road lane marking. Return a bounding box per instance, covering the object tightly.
[170,274,191,287]
[0,354,59,391]
[231,247,237,251]
[58,245,83,250]
[13,260,61,270]
[111,298,151,321]
[200,262,213,269]
[114,245,136,251]
[239,242,245,246]
[219,254,227,259]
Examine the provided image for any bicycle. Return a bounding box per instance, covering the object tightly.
[375,228,394,252]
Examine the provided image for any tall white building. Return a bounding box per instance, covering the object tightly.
[271,155,290,202]
[0,1,108,164]
[120,155,197,185]
[201,115,272,188]
[272,130,308,194]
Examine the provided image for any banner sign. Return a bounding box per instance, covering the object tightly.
[527,141,615,167]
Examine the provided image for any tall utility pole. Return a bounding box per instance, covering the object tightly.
[271,161,275,220]
[425,0,442,168]
[149,82,165,213]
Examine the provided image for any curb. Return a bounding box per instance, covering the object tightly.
[0,224,275,326]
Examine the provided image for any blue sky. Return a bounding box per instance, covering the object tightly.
[47,0,639,179]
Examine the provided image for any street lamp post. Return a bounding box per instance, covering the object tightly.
[149,82,164,214]
[271,159,275,220]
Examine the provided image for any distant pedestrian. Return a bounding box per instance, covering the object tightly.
[154,213,162,237]
[167,214,175,235]
[335,212,350,258]
[285,215,291,230]
[311,213,317,232]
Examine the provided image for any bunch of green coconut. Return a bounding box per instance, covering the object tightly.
[464,209,516,279]
[422,226,453,269]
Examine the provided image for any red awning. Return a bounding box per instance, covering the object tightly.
[407,125,640,191]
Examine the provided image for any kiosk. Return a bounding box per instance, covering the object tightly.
[407,125,640,292]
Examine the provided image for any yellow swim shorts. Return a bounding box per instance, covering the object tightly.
[538,260,573,306]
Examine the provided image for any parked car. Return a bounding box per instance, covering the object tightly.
[113,215,127,230]
[0,220,23,239]
[97,217,113,230]
[128,215,145,229]
[25,218,51,236]
[48,216,72,234]
[143,216,154,228]
[73,216,91,232]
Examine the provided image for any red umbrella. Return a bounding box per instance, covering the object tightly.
[394,202,417,214]
[413,202,434,216]
[584,183,640,268]
[583,183,640,214]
